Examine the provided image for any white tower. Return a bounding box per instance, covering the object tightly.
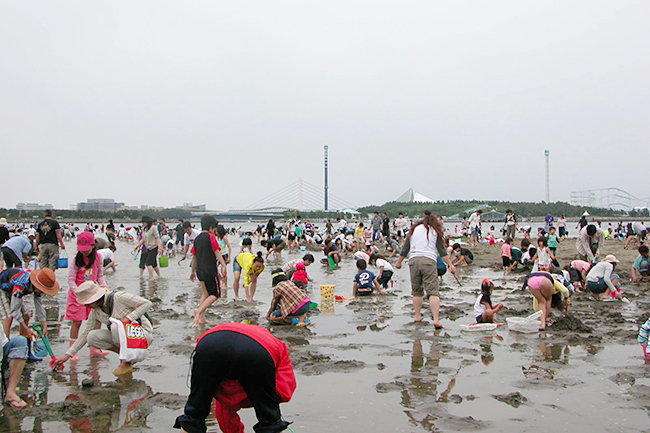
[544,150,550,203]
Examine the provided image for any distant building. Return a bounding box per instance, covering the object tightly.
[16,203,53,211]
[77,198,124,212]
[176,202,206,211]
[395,188,435,204]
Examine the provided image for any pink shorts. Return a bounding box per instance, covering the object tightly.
[65,287,90,322]
[527,275,548,291]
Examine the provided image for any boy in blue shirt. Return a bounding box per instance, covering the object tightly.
[353,259,384,297]
[632,245,650,283]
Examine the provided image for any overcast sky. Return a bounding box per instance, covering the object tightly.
[1,1,648,211]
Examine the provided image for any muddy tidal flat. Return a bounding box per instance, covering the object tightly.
[2,236,650,433]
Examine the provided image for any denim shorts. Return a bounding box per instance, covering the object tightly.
[3,335,29,363]
[233,255,242,273]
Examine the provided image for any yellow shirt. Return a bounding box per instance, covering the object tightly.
[237,253,265,287]
[355,226,364,239]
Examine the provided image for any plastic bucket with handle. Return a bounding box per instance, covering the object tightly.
[57,251,68,269]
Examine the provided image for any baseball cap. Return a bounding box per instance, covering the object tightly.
[77,231,95,252]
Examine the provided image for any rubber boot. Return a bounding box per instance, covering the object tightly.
[69,341,80,361]
[89,345,109,357]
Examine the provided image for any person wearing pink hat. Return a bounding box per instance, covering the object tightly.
[66,231,109,359]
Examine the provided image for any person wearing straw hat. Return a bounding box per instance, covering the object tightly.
[54,282,153,376]
[585,255,622,300]
[0,267,59,339]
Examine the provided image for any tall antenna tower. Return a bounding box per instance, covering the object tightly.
[544,150,550,203]
[324,145,329,210]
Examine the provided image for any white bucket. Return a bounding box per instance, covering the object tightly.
[506,318,541,333]
[507,310,543,333]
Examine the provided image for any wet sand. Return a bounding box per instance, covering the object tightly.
[2,236,649,432]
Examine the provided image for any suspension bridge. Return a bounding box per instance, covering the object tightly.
[208,179,358,221]
[570,188,649,211]
[244,178,357,212]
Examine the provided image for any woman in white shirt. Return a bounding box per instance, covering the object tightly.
[396,210,456,328]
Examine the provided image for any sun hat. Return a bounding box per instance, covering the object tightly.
[141,216,154,224]
[582,211,590,216]
[603,255,620,264]
[75,281,109,305]
[0,218,6,226]
[77,231,95,252]
[30,268,60,296]
[296,262,306,270]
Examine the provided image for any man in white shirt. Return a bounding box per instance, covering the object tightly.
[468,210,482,246]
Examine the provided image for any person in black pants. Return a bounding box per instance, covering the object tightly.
[175,323,295,433]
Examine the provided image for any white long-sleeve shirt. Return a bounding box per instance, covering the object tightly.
[586,261,617,292]
[576,225,604,262]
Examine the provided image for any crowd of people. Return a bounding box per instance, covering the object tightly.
[0,208,648,431]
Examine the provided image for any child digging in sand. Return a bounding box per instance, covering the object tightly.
[474,279,504,323]
[190,215,226,325]
[638,316,650,361]
[353,259,385,297]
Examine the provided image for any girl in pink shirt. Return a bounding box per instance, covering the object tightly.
[66,231,109,359]
[501,238,513,276]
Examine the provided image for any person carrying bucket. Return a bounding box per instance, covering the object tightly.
[0,267,59,339]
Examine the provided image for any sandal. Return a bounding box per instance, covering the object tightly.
[5,398,27,409]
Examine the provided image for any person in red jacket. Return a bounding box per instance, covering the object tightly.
[174,322,296,433]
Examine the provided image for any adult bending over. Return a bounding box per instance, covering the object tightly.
[576,224,604,263]
[174,323,295,433]
[396,210,456,328]
[585,255,621,300]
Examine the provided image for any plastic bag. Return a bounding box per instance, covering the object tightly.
[109,318,149,363]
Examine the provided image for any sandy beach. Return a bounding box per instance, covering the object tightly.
[2,234,649,433]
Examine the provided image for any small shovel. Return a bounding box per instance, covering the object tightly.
[31,323,63,371]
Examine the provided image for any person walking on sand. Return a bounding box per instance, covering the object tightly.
[503,210,517,240]
[396,210,456,328]
[468,210,482,246]
[189,215,226,325]
[34,209,66,270]
[132,216,163,281]
[54,281,154,376]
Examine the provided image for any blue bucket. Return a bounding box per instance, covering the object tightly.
[300,246,307,252]
[57,252,68,269]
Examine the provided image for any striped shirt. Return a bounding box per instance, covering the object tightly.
[66,291,152,356]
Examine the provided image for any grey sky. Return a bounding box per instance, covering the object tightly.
[1,1,648,211]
